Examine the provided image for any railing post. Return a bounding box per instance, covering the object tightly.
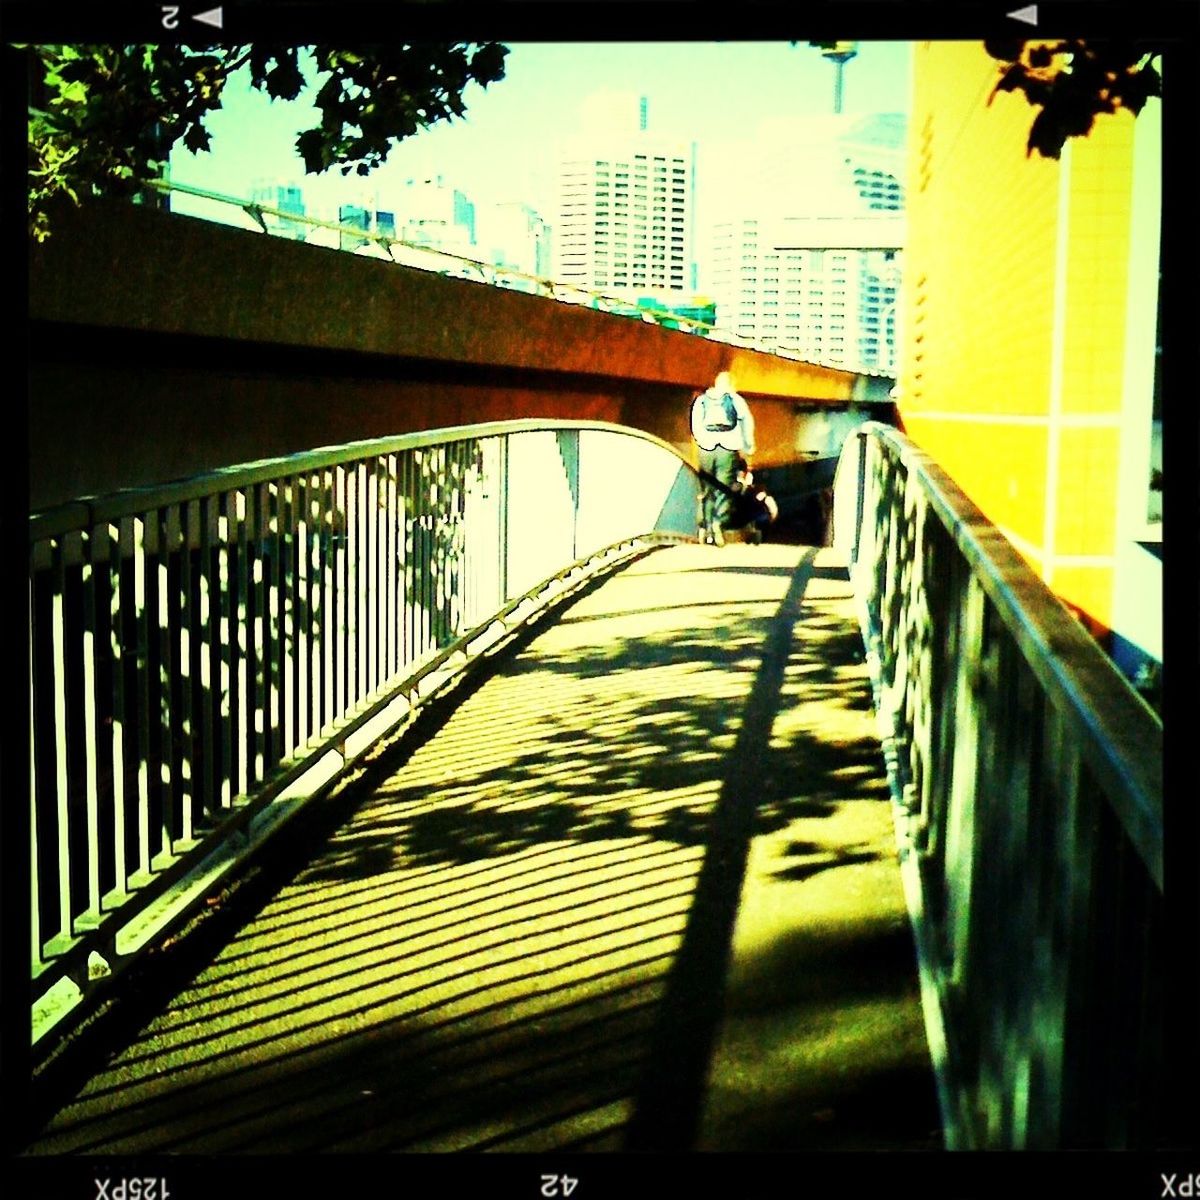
[853,427,868,570]
[555,428,581,564]
[29,573,41,968]
[499,435,510,605]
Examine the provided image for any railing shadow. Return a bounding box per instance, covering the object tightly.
[26,546,934,1155]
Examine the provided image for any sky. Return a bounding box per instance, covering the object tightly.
[168,41,913,229]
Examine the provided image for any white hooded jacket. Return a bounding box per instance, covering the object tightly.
[690,385,756,454]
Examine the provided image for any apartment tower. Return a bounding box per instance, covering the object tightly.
[553,93,697,299]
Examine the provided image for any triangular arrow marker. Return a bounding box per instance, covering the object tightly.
[1008,5,1037,25]
[194,6,223,29]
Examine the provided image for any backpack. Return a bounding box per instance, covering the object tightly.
[700,391,738,432]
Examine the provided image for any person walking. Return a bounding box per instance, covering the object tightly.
[690,371,756,546]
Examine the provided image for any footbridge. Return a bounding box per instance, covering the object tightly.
[25,419,1163,1155]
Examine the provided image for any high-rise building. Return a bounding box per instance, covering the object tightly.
[476,201,552,289]
[704,113,906,372]
[249,180,308,240]
[553,94,697,301]
[394,175,477,256]
[337,203,396,251]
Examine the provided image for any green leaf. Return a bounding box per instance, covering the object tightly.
[1026,108,1067,159]
[991,63,1027,100]
[182,123,212,153]
[295,126,332,173]
[29,41,515,240]
[983,38,1026,63]
[469,43,507,85]
[264,54,306,101]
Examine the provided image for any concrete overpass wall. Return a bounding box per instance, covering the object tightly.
[29,202,874,510]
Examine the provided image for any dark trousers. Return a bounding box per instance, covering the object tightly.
[699,446,739,530]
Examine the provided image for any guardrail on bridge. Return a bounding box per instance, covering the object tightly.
[28,419,700,1051]
[835,421,1163,1149]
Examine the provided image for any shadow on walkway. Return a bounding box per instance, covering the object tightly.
[25,544,939,1155]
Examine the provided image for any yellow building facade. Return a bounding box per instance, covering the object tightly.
[897,42,1162,669]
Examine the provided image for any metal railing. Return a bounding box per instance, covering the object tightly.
[152,179,721,329]
[29,419,701,1048]
[835,422,1164,1149]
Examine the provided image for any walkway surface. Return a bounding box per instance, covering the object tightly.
[26,542,941,1154]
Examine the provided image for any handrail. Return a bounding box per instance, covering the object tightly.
[150,179,726,338]
[28,420,703,1051]
[837,420,1163,1149]
[858,421,1161,888]
[29,419,694,538]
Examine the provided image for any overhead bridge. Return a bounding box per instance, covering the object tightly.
[25,420,1163,1153]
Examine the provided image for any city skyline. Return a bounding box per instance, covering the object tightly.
[168,41,913,230]
[162,41,914,371]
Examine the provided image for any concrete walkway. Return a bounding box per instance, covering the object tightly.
[26,543,941,1154]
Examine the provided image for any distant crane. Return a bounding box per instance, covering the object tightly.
[817,41,859,114]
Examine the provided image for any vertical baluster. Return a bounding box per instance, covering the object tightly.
[30,570,42,964]
[419,445,429,657]
[462,442,473,629]
[260,480,273,778]
[849,430,862,568]
[416,449,428,656]
[106,521,128,902]
[156,506,176,865]
[178,501,195,846]
[198,495,216,823]
[467,440,478,623]
[251,483,267,786]
[229,489,247,803]
[293,473,303,755]
[346,463,359,709]
[368,458,380,695]
[384,454,395,681]
[474,440,484,626]
[452,441,464,637]
[944,569,986,993]
[445,442,455,641]
[132,515,151,885]
[269,480,283,771]
[374,454,382,679]
[358,461,369,699]
[396,452,406,677]
[499,435,510,605]
[413,448,423,663]
[335,464,347,723]
[49,535,74,943]
[281,476,295,761]
[79,527,103,928]
[296,473,309,750]
[381,455,391,682]
[322,466,335,733]
[319,467,331,734]
[303,473,315,741]
[445,442,453,637]
[303,471,315,747]
[454,441,465,632]
[461,440,472,631]
[402,450,413,670]
[350,458,360,700]
[424,448,435,653]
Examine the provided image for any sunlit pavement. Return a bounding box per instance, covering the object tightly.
[26,543,941,1154]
